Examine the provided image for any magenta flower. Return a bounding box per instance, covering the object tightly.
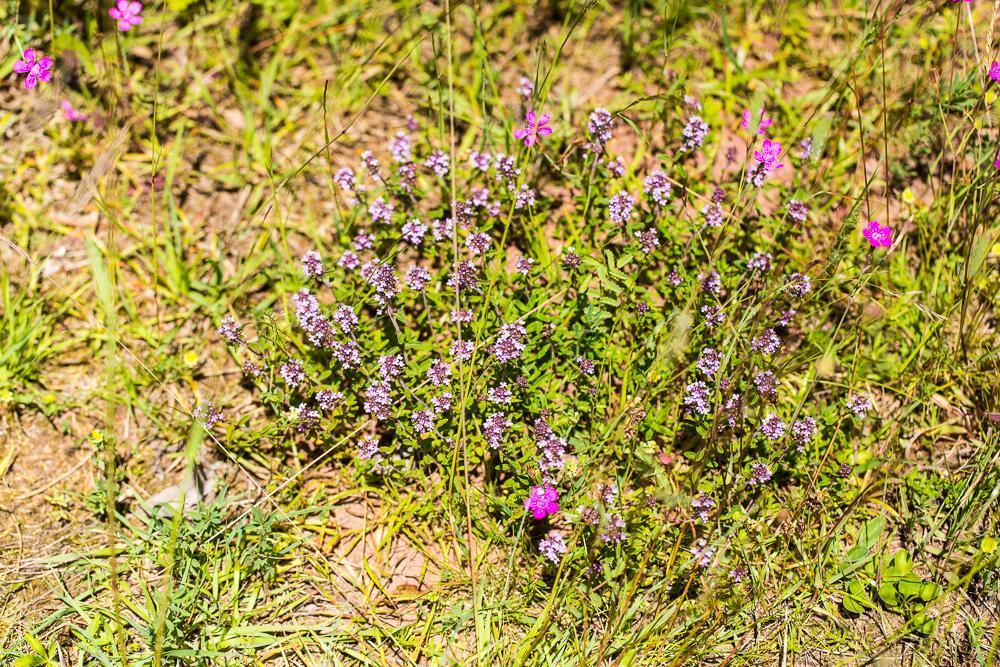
[514,110,553,148]
[749,139,784,186]
[109,0,143,31]
[862,220,893,248]
[990,62,1000,83]
[12,49,53,89]
[754,139,784,170]
[525,484,559,519]
[61,100,88,122]
[741,108,773,135]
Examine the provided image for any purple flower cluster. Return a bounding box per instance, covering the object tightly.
[447,260,479,292]
[753,371,779,401]
[368,197,394,224]
[491,322,527,364]
[217,315,242,345]
[751,329,781,355]
[787,199,809,223]
[301,250,325,279]
[488,382,513,405]
[846,393,873,417]
[786,272,812,298]
[608,191,634,224]
[634,227,660,254]
[406,265,432,291]
[689,538,715,567]
[759,413,786,442]
[450,340,473,361]
[601,514,627,544]
[747,252,773,273]
[791,417,817,451]
[681,116,709,151]
[193,402,224,429]
[534,417,568,473]
[316,389,343,410]
[362,259,399,308]
[643,170,671,206]
[538,531,567,563]
[379,354,405,381]
[357,435,379,460]
[701,202,724,228]
[424,150,450,176]
[292,289,335,347]
[426,359,452,386]
[586,108,615,151]
[279,360,305,388]
[483,412,511,449]
[691,492,715,521]
[411,409,435,436]
[749,461,773,485]
[701,306,725,329]
[696,347,720,377]
[364,380,394,421]
[683,381,712,416]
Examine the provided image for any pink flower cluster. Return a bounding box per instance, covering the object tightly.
[525,484,560,519]
[12,49,52,89]
[862,220,892,248]
[109,0,144,31]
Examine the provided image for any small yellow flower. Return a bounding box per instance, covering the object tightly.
[88,430,105,446]
[183,350,200,367]
[901,188,915,206]
[563,455,580,477]
[982,536,998,555]
[986,90,997,106]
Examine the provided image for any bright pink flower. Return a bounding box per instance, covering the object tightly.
[524,484,559,519]
[862,220,892,248]
[990,62,1000,83]
[12,49,53,89]
[109,0,143,31]
[513,110,553,148]
[749,139,784,186]
[741,108,773,135]
[754,139,784,170]
[61,100,88,122]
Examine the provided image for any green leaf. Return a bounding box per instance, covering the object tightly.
[23,634,46,657]
[877,583,900,608]
[919,582,940,602]
[897,576,923,599]
[843,596,864,614]
[13,656,45,667]
[967,229,996,280]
